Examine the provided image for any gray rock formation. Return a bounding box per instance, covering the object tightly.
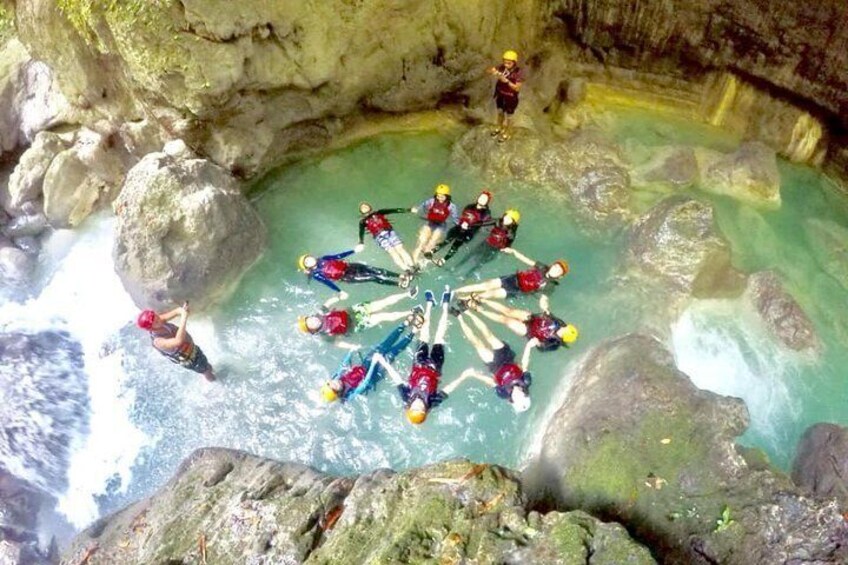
[525,333,848,564]
[805,218,848,292]
[697,142,781,208]
[744,271,819,351]
[0,331,88,494]
[113,141,267,310]
[633,146,699,189]
[6,130,71,212]
[63,449,654,565]
[792,423,848,509]
[451,126,634,228]
[0,469,54,565]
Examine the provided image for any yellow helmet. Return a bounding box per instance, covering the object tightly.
[298,316,310,333]
[560,324,579,344]
[406,407,427,425]
[297,254,310,271]
[505,209,521,224]
[435,183,451,196]
[502,50,518,62]
[320,382,339,402]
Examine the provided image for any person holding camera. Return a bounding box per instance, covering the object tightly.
[136,302,216,381]
[487,50,526,143]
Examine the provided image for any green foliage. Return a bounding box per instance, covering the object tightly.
[0,2,15,45]
[714,505,735,532]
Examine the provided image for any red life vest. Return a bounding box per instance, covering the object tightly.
[323,310,350,336]
[365,213,392,236]
[409,365,440,394]
[320,259,347,280]
[486,225,513,249]
[517,266,545,293]
[427,200,451,224]
[527,314,559,341]
[494,364,524,388]
[340,365,367,390]
[460,207,485,226]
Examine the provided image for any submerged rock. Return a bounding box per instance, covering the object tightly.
[633,145,699,189]
[451,126,634,228]
[526,333,848,564]
[744,271,819,351]
[113,141,267,310]
[804,218,848,292]
[696,142,781,208]
[63,449,654,565]
[0,331,88,494]
[1,211,48,238]
[792,423,848,508]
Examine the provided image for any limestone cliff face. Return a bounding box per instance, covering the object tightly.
[13,1,848,179]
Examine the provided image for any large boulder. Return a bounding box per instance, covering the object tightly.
[0,331,88,494]
[6,130,71,212]
[451,126,634,228]
[792,423,848,508]
[696,142,781,208]
[744,271,819,351]
[113,141,267,310]
[625,196,740,297]
[0,469,54,565]
[631,145,699,190]
[63,449,654,564]
[42,128,129,227]
[526,334,848,564]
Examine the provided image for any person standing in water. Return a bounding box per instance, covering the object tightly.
[452,209,520,277]
[378,286,465,425]
[411,183,458,266]
[298,246,409,293]
[426,190,494,267]
[357,201,416,272]
[136,303,216,381]
[488,50,525,143]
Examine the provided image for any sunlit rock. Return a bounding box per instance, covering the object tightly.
[792,423,848,508]
[62,450,654,564]
[526,334,848,564]
[113,145,267,311]
[7,131,71,212]
[744,271,819,351]
[697,142,781,208]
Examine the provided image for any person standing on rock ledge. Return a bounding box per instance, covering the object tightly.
[488,50,525,143]
[136,304,216,381]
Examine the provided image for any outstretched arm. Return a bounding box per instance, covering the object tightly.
[358,219,367,244]
[378,207,412,216]
[158,306,184,322]
[538,294,551,314]
[153,307,188,350]
[312,272,342,293]
[443,369,486,394]
[502,247,536,267]
[373,353,404,385]
[335,340,361,351]
[322,291,349,310]
[521,339,537,371]
[325,249,355,261]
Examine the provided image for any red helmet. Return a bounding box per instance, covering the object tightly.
[480,190,493,200]
[137,309,156,330]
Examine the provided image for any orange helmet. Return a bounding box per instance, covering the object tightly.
[551,259,569,277]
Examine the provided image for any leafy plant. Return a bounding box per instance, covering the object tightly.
[715,505,735,532]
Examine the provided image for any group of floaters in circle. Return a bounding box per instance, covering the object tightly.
[296,180,578,425]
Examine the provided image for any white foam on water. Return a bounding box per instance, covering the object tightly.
[0,214,151,528]
[670,298,802,453]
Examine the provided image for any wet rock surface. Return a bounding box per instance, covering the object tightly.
[526,333,848,564]
[0,469,54,565]
[451,126,634,228]
[63,449,654,565]
[113,141,267,311]
[792,423,848,509]
[744,271,819,351]
[697,142,781,208]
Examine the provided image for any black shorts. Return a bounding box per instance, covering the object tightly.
[495,93,519,115]
[499,275,521,297]
[182,346,210,374]
[486,343,515,373]
[415,343,445,372]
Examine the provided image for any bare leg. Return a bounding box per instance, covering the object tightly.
[203,368,216,382]
[423,228,445,254]
[481,298,531,322]
[412,225,433,264]
[476,306,527,336]
[369,311,412,325]
[419,301,433,344]
[455,278,503,295]
[386,248,407,271]
[474,288,508,301]
[502,114,512,138]
[466,311,504,350]
[367,291,410,313]
[457,314,494,364]
[433,301,451,345]
[496,110,505,132]
[392,244,415,271]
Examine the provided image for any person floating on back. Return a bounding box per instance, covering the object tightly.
[455,248,569,300]
[136,303,216,381]
[451,310,534,412]
[298,287,419,349]
[453,209,520,277]
[411,183,458,266]
[463,294,578,352]
[488,50,525,143]
[358,201,416,273]
[298,245,410,293]
[426,190,494,267]
[379,286,465,424]
[319,307,424,403]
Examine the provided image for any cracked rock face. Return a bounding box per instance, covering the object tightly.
[63,449,655,565]
[792,423,848,509]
